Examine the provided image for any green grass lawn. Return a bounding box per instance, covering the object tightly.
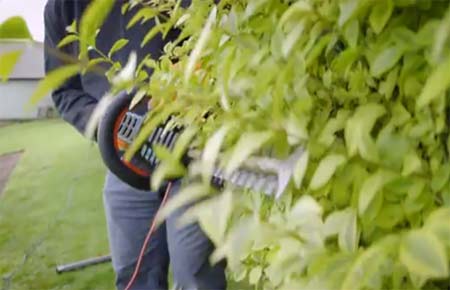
[0,120,113,290]
[0,120,248,290]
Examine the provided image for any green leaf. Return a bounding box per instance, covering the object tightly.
[121,2,130,15]
[279,1,312,26]
[379,67,399,100]
[343,20,359,48]
[331,48,359,75]
[425,208,450,247]
[141,24,165,47]
[202,125,231,182]
[173,126,198,160]
[151,161,185,190]
[358,170,395,215]
[318,110,350,147]
[345,103,386,162]
[290,195,323,221]
[369,0,393,34]
[0,16,32,39]
[57,34,79,48]
[282,22,305,58]
[305,34,333,68]
[0,50,23,82]
[341,235,399,290]
[431,7,450,62]
[324,210,349,237]
[376,130,410,170]
[416,56,450,109]
[155,183,210,227]
[402,150,422,176]
[431,163,450,192]
[65,20,77,34]
[375,204,404,229]
[293,149,309,189]
[129,89,147,110]
[338,0,360,27]
[79,0,115,59]
[182,190,233,246]
[211,217,255,271]
[185,6,217,83]
[310,154,347,190]
[124,104,180,162]
[249,266,262,285]
[338,209,358,252]
[108,38,129,58]
[244,0,270,19]
[29,65,80,105]
[225,131,273,175]
[370,46,405,77]
[127,7,158,29]
[400,229,449,279]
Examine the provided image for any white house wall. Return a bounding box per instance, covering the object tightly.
[0,80,52,120]
[0,41,54,120]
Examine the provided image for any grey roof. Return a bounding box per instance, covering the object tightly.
[0,40,44,79]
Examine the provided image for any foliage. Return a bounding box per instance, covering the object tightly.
[20,0,450,289]
[0,50,23,82]
[112,1,450,288]
[0,16,32,82]
[0,16,32,40]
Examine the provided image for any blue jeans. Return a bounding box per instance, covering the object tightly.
[103,171,226,290]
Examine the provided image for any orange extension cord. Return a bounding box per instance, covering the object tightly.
[124,182,172,290]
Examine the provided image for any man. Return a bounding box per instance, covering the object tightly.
[44,1,226,289]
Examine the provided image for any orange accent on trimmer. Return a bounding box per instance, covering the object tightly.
[113,107,150,177]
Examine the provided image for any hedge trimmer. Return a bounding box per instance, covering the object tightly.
[96,91,304,198]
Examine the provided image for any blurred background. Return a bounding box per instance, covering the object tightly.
[0,1,115,289]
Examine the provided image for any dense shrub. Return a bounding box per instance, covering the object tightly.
[133,1,450,288]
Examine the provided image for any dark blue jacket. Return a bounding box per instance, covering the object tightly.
[44,0,188,135]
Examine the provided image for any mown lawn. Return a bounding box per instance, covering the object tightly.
[0,120,113,290]
[0,120,247,290]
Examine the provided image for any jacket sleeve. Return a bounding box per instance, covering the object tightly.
[44,0,98,137]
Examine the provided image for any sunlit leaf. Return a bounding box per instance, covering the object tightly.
[57,34,79,48]
[29,65,80,105]
[338,0,360,27]
[108,38,129,58]
[0,50,22,82]
[185,5,217,83]
[79,0,115,58]
[338,209,358,252]
[225,131,273,175]
[249,266,262,285]
[293,149,309,189]
[345,103,386,162]
[341,235,399,290]
[155,183,210,226]
[201,125,231,182]
[127,7,158,29]
[358,170,395,215]
[416,56,450,109]
[400,229,449,279]
[310,154,346,190]
[0,16,32,39]
[370,46,404,77]
[369,0,393,34]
